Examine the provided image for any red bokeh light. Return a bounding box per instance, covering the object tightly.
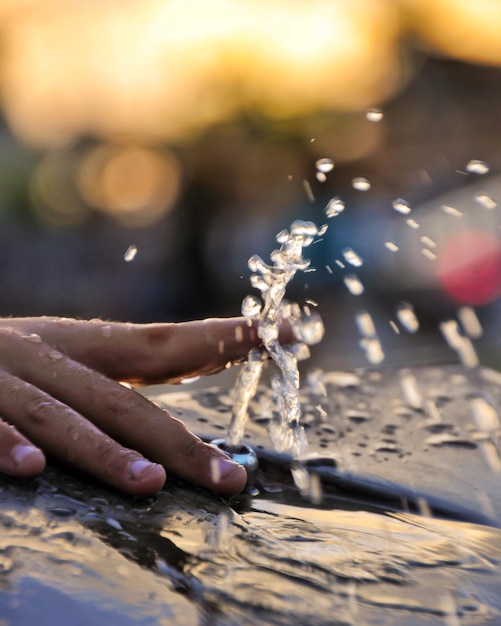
[437,230,501,305]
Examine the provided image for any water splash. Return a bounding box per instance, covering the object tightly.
[226,219,326,457]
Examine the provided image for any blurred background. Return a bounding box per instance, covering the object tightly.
[1,0,501,371]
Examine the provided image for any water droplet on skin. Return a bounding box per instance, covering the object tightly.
[342,247,363,267]
[406,218,420,229]
[325,196,345,218]
[352,177,370,191]
[366,108,383,122]
[315,158,334,173]
[392,198,411,214]
[475,192,497,209]
[47,351,64,361]
[101,325,112,338]
[343,274,364,295]
[72,432,79,441]
[241,295,262,318]
[56,317,76,328]
[22,333,42,343]
[385,241,399,252]
[466,160,489,175]
[124,245,138,262]
[441,204,463,217]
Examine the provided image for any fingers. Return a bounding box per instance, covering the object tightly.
[0,330,247,497]
[6,316,294,384]
[0,369,166,495]
[0,417,45,478]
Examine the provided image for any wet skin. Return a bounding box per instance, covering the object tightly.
[0,317,293,497]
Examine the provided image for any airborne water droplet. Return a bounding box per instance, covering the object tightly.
[396,302,419,333]
[315,158,334,173]
[441,205,463,218]
[352,177,370,191]
[466,160,489,175]
[355,311,376,337]
[124,245,137,262]
[241,295,262,318]
[406,218,420,229]
[385,241,399,252]
[475,192,497,209]
[392,198,411,214]
[420,235,437,248]
[342,247,364,267]
[366,108,383,122]
[343,274,364,295]
[325,196,345,218]
[458,306,483,339]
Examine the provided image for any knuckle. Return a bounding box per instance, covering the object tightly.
[25,395,59,426]
[101,386,147,418]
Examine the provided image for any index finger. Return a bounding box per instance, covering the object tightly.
[9,317,294,384]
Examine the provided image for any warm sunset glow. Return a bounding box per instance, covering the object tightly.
[0,0,399,148]
[402,0,501,66]
[0,1,500,149]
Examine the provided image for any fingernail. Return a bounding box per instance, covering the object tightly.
[217,456,244,481]
[129,458,156,479]
[12,444,41,466]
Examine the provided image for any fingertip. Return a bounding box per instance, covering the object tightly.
[11,444,46,478]
[125,459,166,496]
[206,453,248,498]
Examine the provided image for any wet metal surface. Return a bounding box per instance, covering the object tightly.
[2,364,501,624]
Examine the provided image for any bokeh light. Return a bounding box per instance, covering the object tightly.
[77,145,181,227]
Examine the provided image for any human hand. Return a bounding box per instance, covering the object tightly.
[0,316,292,497]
